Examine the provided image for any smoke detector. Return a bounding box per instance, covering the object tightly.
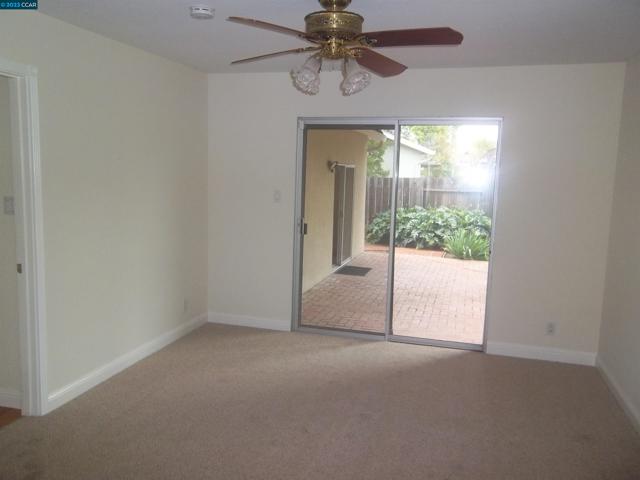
[190,5,214,20]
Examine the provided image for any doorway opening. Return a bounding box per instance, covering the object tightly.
[331,164,356,267]
[0,74,21,420]
[293,118,502,350]
[0,58,46,416]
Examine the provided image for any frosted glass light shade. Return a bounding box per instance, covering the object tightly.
[340,58,371,96]
[291,55,322,95]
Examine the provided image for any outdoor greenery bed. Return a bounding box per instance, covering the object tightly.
[366,206,491,260]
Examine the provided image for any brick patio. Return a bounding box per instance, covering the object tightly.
[301,247,488,344]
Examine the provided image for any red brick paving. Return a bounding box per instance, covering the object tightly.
[301,249,488,344]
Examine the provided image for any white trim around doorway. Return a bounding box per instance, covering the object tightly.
[1,57,47,416]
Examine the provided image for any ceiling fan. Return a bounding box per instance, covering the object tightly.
[227,0,463,95]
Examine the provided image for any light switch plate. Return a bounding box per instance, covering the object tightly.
[3,196,14,215]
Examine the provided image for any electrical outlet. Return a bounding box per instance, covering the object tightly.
[183,298,189,314]
[546,322,556,335]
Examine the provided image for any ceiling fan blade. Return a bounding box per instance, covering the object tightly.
[231,47,321,65]
[227,17,313,42]
[354,49,407,77]
[362,27,463,48]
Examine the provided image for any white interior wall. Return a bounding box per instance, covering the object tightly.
[0,9,632,414]
[0,12,208,401]
[598,53,640,429]
[0,75,21,404]
[208,63,625,356]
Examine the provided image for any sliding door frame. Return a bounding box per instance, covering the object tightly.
[387,118,503,351]
[292,118,395,340]
[332,163,356,267]
[291,116,503,353]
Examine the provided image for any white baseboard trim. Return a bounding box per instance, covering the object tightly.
[46,313,208,414]
[597,357,640,434]
[208,312,291,332]
[486,341,597,366]
[0,388,21,409]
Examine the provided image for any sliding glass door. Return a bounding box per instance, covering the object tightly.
[295,119,500,350]
[388,122,499,348]
[298,127,392,335]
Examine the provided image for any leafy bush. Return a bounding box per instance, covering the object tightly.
[366,210,392,245]
[366,206,491,253]
[443,230,490,260]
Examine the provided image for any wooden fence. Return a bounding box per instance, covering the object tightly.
[365,177,494,224]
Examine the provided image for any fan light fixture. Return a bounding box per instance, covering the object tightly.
[227,0,464,96]
[291,55,322,95]
[340,57,371,96]
[291,54,371,96]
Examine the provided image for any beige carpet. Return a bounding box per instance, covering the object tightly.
[1,324,639,480]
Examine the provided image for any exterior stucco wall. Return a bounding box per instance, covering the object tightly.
[302,130,368,292]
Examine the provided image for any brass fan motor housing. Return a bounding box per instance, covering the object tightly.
[304,10,364,41]
[318,0,352,11]
[228,0,462,78]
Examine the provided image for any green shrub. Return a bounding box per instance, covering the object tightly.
[366,210,392,245]
[443,230,490,260]
[366,206,491,252]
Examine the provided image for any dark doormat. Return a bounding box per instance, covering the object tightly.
[335,265,372,276]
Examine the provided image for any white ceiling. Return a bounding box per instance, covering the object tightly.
[39,0,640,73]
